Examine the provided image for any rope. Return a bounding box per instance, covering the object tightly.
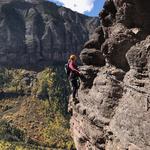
[106,72,149,94]
[105,72,150,111]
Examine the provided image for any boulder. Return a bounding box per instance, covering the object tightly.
[80,48,105,66]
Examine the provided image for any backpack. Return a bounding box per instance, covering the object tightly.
[64,62,71,78]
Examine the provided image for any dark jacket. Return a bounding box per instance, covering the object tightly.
[68,60,80,80]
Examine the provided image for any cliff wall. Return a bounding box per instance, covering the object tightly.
[69,0,150,149]
[0,0,99,69]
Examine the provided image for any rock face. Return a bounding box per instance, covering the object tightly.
[0,0,99,69]
[69,0,150,149]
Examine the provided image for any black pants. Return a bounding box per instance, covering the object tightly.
[70,79,78,98]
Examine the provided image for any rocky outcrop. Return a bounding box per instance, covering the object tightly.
[69,0,150,149]
[0,0,99,69]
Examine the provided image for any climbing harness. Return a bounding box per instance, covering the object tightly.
[105,72,150,111]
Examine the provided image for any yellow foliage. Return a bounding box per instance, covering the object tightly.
[15,146,28,150]
[0,141,28,150]
[43,112,74,149]
[32,68,55,98]
[0,141,11,150]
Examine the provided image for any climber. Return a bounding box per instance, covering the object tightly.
[67,54,80,101]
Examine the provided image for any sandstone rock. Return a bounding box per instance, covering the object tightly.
[79,66,99,89]
[84,31,105,50]
[84,39,99,49]
[69,0,150,149]
[101,26,139,71]
[80,48,105,66]
[126,35,150,72]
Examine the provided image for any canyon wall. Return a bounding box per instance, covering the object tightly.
[0,0,99,69]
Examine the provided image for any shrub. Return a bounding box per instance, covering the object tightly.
[43,112,74,149]
[0,120,25,142]
[0,68,12,92]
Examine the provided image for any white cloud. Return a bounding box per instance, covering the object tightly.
[51,0,96,14]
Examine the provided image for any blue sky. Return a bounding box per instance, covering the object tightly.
[48,0,105,17]
[85,0,105,16]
